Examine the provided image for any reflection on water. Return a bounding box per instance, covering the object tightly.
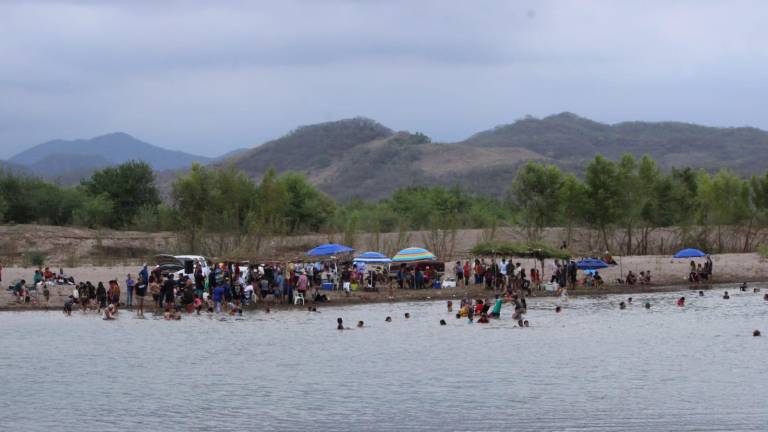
[0,287,766,431]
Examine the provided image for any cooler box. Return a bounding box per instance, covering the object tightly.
[434,280,442,289]
[322,282,334,291]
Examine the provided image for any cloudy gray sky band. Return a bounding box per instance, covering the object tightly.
[1,0,766,157]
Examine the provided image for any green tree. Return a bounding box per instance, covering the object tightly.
[697,170,749,252]
[72,193,115,228]
[508,162,564,239]
[584,155,621,251]
[171,163,214,250]
[277,172,335,232]
[82,161,160,228]
[560,174,587,246]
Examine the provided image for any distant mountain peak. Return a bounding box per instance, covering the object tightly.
[9,132,212,183]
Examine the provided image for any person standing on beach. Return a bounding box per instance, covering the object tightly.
[149,276,161,312]
[135,276,146,317]
[108,280,121,311]
[162,275,176,310]
[126,274,135,309]
[213,282,226,313]
[96,282,107,312]
[297,271,309,300]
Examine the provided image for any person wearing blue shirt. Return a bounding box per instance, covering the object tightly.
[213,283,227,313]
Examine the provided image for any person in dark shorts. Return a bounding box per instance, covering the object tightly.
[63,296,74,316]
[162,276,176,309]
[96,282,107,312]
[135,278,147,317]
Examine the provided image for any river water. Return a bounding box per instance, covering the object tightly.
[0,287,766,431]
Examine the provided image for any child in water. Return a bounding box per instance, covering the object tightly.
[723,291,730,299]
[104,304,116,320]
[446,300,453,312]
[677,297,685,307]
[477,312,489,323]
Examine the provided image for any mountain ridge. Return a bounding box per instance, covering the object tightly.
[9,113,768,199]
[9,132,212,182]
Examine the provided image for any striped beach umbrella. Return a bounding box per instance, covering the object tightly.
[392,247,437,262]
[353,252,392,264]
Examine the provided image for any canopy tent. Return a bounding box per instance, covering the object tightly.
[306,243,354,257]
[576,258,609,270]
[673,248,707,258]
[392,247,436,262]
[353,252,392,264]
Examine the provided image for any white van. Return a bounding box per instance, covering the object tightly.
[153,255,211,278]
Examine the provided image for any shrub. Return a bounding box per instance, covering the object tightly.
[25,250,47,268]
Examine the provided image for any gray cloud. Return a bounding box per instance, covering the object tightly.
[1,0,767,158]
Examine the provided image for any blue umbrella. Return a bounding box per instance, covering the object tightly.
[353,252,391,264]
[307,243,354,257]
[576,258,609,270]
[673,248,706,258]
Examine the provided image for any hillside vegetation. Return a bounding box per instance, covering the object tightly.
[221,113,768,199]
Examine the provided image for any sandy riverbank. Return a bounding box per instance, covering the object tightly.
[2,252,766,311]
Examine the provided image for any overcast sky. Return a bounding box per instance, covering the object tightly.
[1,0,767,158]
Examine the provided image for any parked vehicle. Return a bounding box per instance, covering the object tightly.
[153,255,211,279]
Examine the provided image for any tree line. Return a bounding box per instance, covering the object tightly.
[1,153,767,255]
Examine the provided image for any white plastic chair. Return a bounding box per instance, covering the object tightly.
[294,292,305,305]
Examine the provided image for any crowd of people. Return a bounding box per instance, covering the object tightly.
[688,256,714,283]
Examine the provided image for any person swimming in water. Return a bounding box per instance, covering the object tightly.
[754,330,761,336]
[357,321,364,328]
[477,312,489,323]
[763,293,768,301]
[517,319,524,327]
[446,300,453,312]
[385,316,392,322]
[555,306,562,313]
[404,312,410,319]
[723,291,730,299]
[523,320,530,327]
[619,301,626,310]
[677,297,685,307]
[439,319,447,326]
[627,297,633,304]
[644,301,651,309]
[337,317,345,330]
[740,282,747,292]
[699,290,704,296]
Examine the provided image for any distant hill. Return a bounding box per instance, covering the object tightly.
[10,132,212,182]
[228,118,394,174]
[461,112,768,172]
[14,113,768,200]
[224,118,543,200]
[220,113,768,201]
[0,160,30,176]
